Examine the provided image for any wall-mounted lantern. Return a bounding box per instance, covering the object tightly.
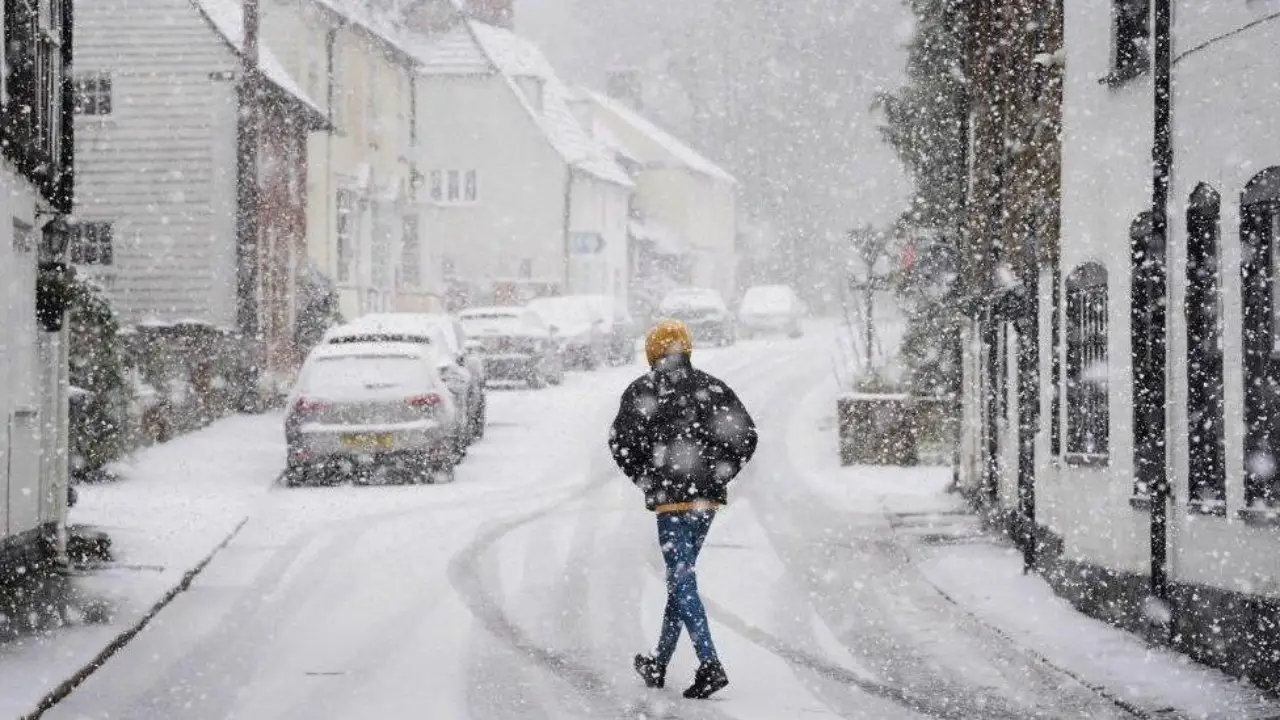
[36,215,73,332]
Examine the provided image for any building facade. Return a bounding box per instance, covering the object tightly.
[1,0,75,560]
[402,12,633,310]
[262,0,431,319]
[958,0,1280,690]
[72,0,326,383]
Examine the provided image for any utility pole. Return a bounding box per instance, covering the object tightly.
[1148,0,1173,607]
[236,0,262,410]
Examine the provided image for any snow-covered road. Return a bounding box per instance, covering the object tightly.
[32,331,1280,719]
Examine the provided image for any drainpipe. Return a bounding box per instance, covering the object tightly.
[562,168,573,293]
[236,0,262,409]
[1148,0,1173,606]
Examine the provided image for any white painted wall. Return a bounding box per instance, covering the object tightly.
[0,162,64,543]
[567,173,630,305]
[74,0,240,326]
[1042,1,1280,590]
[415,71,570,293]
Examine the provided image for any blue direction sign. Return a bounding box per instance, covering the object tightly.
[570,232,605,254]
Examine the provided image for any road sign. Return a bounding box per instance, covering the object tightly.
[569,232,605,254]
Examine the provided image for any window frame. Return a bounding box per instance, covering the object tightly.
[70,220,114,266]
[1064,262,1110,466]
[72,71,111,116]
[1185,184,1226,512]
[430,169,479,206]
[335,188,355,284]
[1240,166,1280,513]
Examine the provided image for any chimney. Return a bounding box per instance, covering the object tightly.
[605,68,643,111]
[467,0,513,28]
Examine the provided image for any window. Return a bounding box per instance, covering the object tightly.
[1065,263,1109,462]
[73,73,111,115]
[429,170,443,203]
[465,170,478,202]
[401,215,420,287]
[336,189,355,283]
[1108,0,1150,83]
[1240,166,1280,510]
[1186,184,1225,509]
[2,0,69,196]
[447,170,460,202]
[70,221,113,265]
[430,170,478,206]
[1130,213,1165,492]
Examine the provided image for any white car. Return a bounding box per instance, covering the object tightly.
[460,306,565,387]
[325,313,487,442]
[284,342,464,486]
[527,296,608,370]
[659,288,736,346]
[738,285,805,339]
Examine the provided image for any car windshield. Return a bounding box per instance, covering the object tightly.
[527,298,591,328]
[661,290,723,311]
[304,355,428,394]
[461,311,531,335]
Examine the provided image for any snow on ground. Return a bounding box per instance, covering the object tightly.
[0,413,285,719]
[785,372,1280,719]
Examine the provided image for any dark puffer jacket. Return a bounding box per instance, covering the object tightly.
[609,354,758,510]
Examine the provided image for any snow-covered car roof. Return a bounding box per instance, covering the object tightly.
[660,288,728,311]
[307,340,439,362]
[326,313,459,351]
[459,306,525,319]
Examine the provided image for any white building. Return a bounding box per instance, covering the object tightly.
[262,0,432,318]
[574,89,739,306]
[72,0,327,376]
[400,12,633,310]
[1,0,74,562]
[958,0,1280,690]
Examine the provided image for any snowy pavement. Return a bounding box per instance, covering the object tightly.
[2,327,1278,718]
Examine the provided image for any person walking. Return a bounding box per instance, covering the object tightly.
[609,319,758,699]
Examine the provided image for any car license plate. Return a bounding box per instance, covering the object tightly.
[341,433,394,450]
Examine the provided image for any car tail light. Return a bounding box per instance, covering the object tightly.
[293,397,329,414]
[408,393,442,408]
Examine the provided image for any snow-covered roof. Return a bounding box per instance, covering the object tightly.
[190,0,328,124]
[583,89,736,185]
[310,0,420,61]
[405,20,632,187]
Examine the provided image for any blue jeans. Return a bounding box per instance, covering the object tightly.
[654,510,719,665]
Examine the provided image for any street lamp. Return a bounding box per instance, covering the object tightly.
[36,214,74,332]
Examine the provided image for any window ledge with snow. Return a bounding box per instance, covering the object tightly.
[1129,494,1152,511]
[1063,452,1109,468]
[1238,506,1280,527]
[1187,499,1228,518]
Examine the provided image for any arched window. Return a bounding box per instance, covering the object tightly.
[1186,184,1225,509]
[1065,263,1109,463]
[1240,167,1280,509]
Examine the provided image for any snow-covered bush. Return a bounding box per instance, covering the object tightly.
[67,274,130,479]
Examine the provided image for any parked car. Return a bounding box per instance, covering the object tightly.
[284,342,464,486]
[459,306,565,388]
[526,296,608,370]
[578,294,638,365]
[658,288,736,346]
[738,285,805,338]
[324,313,487,442]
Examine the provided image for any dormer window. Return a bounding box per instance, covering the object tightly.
[514,75,544,112]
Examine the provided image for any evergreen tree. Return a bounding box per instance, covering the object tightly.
[68,274,129,477]
[878,0,970,398]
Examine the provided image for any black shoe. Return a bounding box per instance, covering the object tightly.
[633,654,666,689]
[683,661,728,699]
